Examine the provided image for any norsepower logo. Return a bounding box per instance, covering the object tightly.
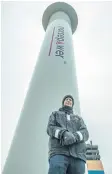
[55,26,64,59]
[48,26,64,59]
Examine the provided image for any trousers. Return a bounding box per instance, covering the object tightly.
[48,155,85,174]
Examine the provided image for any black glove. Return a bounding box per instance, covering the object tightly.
[61,131,77,146]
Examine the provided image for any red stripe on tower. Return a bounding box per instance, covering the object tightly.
[48,27,55,56]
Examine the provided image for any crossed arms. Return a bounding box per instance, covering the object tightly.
[47,112,89,145]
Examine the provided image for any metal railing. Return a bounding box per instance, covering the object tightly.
[86,141,100,160]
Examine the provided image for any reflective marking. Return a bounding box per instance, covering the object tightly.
[55,129,60,138]
[76,131,83,141]
[67,114,70,120]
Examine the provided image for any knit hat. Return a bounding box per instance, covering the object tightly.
[62,95,74,107]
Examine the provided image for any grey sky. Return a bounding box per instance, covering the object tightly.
[1,1,112,173]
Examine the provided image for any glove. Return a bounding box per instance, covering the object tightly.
[61,131,77,146]
[73,132,81,143]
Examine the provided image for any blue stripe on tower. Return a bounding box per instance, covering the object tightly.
[88,171,104,174]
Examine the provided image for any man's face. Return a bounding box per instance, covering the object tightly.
[64,97,73,107]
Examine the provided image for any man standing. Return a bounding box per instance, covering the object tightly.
[47,95,89,174]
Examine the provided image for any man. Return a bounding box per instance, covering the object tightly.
[47,95,89,174]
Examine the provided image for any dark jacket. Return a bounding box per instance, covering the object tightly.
[47,106,89,162]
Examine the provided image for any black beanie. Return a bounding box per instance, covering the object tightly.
[62,95,74,106]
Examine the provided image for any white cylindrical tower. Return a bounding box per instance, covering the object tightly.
[3,2,79,174]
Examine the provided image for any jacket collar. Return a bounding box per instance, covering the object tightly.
[59,106,73,114]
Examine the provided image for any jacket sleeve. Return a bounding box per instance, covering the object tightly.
[74,116,89,143]
[47,111,66,139]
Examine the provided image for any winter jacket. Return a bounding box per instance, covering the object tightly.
[46,107,89,162]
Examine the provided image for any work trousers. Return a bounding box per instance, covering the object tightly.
[48,155,85,174]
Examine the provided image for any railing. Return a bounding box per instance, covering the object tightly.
[86,141,100,160]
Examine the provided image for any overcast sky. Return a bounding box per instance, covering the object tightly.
[1,1,112,173]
